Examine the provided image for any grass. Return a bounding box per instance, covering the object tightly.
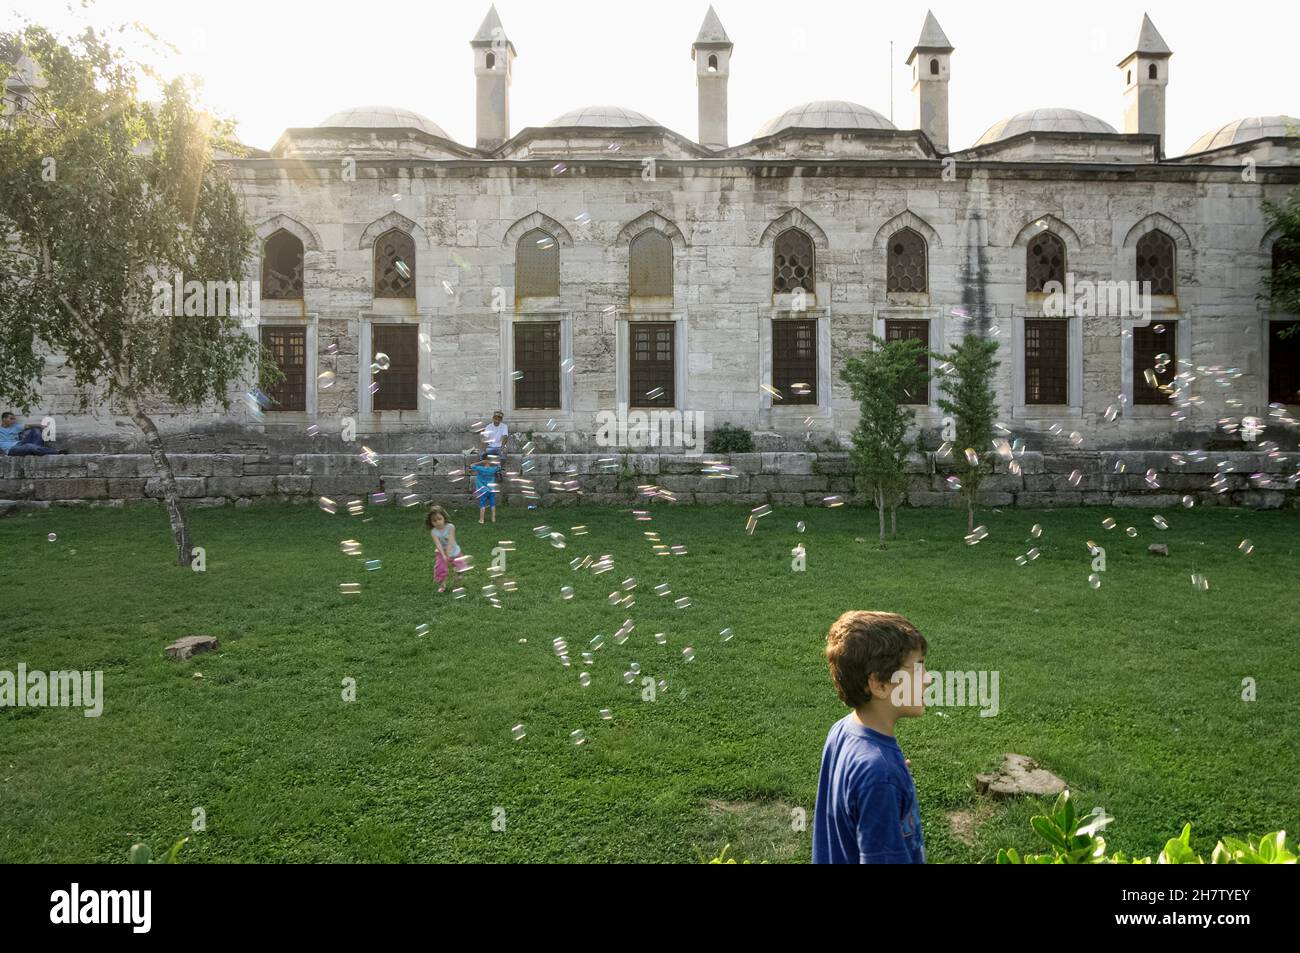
[0,498,1297,863]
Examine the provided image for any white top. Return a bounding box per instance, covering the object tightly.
[483,422,508,447]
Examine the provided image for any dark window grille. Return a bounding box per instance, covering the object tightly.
[886,228,928,293]
[515,322,561,408]
[1026,231,1066,293]
[629,231,673,297]
[517,229,560,298]
[1024,319,1068,404]
[630,322,674,407]
[1136,230,1176,294]
[371,324,419,410]
[884,319,930,403]
[262,230,304,299]
[259,326,306,411]
[773,229,815,294]
[374,229,415,298]
[1133,323,1176,404]
[1268,321,1300,405]
[772,319,817,404]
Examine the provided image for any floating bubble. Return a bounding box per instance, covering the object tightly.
[509,724,527,742]
[1153,323,1166,335]
[47,533,57,543]
[415,623,429,638]
[682,647,695,662]
[1102,517,1116,530]
[599,708,613,721]
[1181,495,1195,508]
[646,386,665,401]
[946,476,962,491]
[1069,431,1084,447]
[589,633,606,651]
[1015,555,1028,566]
[1125,527,1137,538]
[964,448,979,467]
[796,521,806,533]
[365,559,382,572]
[654,632,667,645]
[339,582,361,596]
[579,672,591,688]
[1030,523,1042,538]
[1103,405,1119,423]
[674,597,691,609]
[452,587,466,599]
[1152,515,1169,530]
[622,670,635,684]
[1191,573,1209,591]
[1067,469,1083,487]
[560,586,574,601]
[630,662,641,675]
[581,652,594,666]
[964,525,988,545]
[1087,574,1101,590]
[1238,539,1254,556]
[317,370,336,389]
[720,627,734,643]
[306,424,321,438]
[569,728,587,745]
[657,679,668,693]
[1027,548,1040,560]
[374,352,391,371]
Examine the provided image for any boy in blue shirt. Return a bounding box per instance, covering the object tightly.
[813,610,928,864]
[468,452,499,524]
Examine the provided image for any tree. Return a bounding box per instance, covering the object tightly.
[1262,186,1300,336]
[0,25,263,565]
[840,335,929,547]
[935,334,1000,532]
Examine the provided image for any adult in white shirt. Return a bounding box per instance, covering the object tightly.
[482,411,508,457]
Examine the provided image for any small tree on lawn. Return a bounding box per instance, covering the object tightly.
[840,335,929,547]
[1262,186,1300,334]
[0,25,262,566]
[935,334,1000,532]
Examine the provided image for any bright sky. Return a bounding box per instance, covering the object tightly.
[5,0,1297,155]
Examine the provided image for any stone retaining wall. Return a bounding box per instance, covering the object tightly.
[2,452,1296,511]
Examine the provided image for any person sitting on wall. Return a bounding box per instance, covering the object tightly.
[0,412,66,456]
[481,410,509,505]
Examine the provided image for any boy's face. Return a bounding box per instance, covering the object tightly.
[880,650,928,718]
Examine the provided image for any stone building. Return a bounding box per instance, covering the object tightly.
[11,7,1300,454]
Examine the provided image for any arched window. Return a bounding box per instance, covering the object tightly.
[516,228,560,297]
[486,52,496,69]
[374,228,415,298]
[887,227,928,293]
[1136,230,1176,294]
[629,230,673,297]
[930,58,939,75]
[773,228,815,294]
[262,229,304,299]
[707,53,718,71]
[1148,63,1158,80]
[1026,232,1066,293]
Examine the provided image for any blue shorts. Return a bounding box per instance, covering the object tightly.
[476,487,497,508]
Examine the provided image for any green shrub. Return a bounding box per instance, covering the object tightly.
[706,422,755,454]
[996,791,1295,864]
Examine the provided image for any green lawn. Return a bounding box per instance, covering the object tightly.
[1,499,1296,863]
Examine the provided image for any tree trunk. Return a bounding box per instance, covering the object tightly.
[967,495,974,533]
[877,487,887,549]
[128,398,193,567]
[891,505,897,539]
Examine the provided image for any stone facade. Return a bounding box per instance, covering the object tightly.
[10,10,1300,460]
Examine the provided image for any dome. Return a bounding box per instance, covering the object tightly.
[317,105,449,139]
[545,105,660,128]
[1185,116,1300,154]
[975,108,1117,146]
[756,100,896,138]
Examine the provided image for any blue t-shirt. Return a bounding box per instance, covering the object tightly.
[0,423,21,452]
[812,715,925,864]
[469,463,497,491]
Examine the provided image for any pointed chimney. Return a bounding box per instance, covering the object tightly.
[691,6,733,150]
[1118,13,1172,156]
[471,5,516,151]
[906,10,954,152]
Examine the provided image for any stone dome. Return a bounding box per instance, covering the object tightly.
[1185,116,1300,154]
[975,108,1118,146]
[756,100,896,138]
[545,105,660,128]
[318,105,449,139]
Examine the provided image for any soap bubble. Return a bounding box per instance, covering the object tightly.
[623,670,635,684]
[579,672,591,688]
[964,525,988,545]
[339,582,361,596]
[47,533,57,542]
[365,559,382,571]
[682,647,695,662]
[569,729,587,745]
[1030,524,1042,538]
[673,596,691,610]
[796,521,806,533]
[1069,431,1084,447]
[1102,517,1116,530]
[1067,470,1083,487]
[1125,527,1137,538]
[511,724,526,741]
[720,627,734,642]
[1238,539,1254,556]
[1087,574,1101,590]
[1181,495,1195,508]
[964,448,979,467]
[317,370,336,389]
[654,632,667,645]
[599,708,613,721]
[374,352,391,371]
[1015,555,1028,566]
[1191,573,1209,591]
[561,586,574,600]
[421,383,436,401]
[1153,515,1169,529]
[415,623,429,638]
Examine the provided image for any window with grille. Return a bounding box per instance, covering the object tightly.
[772,319,817,404]
[1135,230,1176,294]
[1024,319,1068,405]
[514,322,561,409]
[517,229,560,298]
[374,229,415,298]
[1132,323,1176,404]
[371,324,419,410]
[259,326,306,411]
[884,319,930,404]
[886,228,928,293]
[630,322,674,407]
[262,230,304,299]
[1269,321,1300,405]
[1026,232,1066,293]
[629,231,672,297]
[773,229,815,294]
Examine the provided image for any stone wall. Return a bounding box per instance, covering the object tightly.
[2,452,1295,511]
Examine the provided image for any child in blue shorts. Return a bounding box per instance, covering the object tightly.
[469,451,498,524]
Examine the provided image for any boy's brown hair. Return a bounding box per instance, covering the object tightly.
[825,611,928,708]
